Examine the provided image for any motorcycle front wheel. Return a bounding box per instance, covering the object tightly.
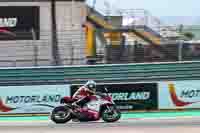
[51,106,72,124]
[102,105,121,122]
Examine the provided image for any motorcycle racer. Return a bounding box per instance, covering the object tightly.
[71,80,97,109]
[51,82,121,123]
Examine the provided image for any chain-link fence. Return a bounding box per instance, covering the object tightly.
[0,29,200,67]
[105,43,200,64]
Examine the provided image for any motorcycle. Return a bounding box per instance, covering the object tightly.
[50,88,121,124]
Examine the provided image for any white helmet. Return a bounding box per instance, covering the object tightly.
[85,80,97,91]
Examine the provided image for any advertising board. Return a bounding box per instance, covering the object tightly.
[0,84,70,114]
[0,6,40,40]
[159,80,200,109]
[71,83,158,111]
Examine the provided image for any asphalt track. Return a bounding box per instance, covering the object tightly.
[0,117,200,133]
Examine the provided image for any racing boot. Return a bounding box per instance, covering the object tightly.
[72,118,80,122]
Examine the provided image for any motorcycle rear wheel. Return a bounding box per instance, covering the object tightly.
[102,105,121,122]
[51,106,72,124]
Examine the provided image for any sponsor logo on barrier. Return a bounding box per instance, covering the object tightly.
[180,89,200,98]
[0,98,14,112]
[159,80,200,109]
[109,92,150,101]
[6,95,61,104]
[0,98,56,112]
[0,85,69,114]
[169,84,200,107]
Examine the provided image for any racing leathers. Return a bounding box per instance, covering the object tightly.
[72,85,95,108]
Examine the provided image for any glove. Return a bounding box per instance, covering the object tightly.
[60,98,66,104]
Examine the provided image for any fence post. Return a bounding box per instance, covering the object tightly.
[31,28,38,66]
[178,40,184,61]
[51,0,61,66]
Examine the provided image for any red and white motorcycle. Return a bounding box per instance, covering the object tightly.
[50,89,121,123]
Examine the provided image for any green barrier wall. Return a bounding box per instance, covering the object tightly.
[0,61,199,85]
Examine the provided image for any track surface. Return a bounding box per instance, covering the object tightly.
[0,117,200,133]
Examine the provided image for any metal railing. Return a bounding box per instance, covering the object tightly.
[0,30,200,67]
[105,43,200,64]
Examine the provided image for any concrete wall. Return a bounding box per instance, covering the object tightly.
[0,1,87,67]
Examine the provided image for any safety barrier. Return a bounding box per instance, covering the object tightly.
[0,61,199,85]
[1,79,200,115]
[64,61,200,84]
[0,61,200,115]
